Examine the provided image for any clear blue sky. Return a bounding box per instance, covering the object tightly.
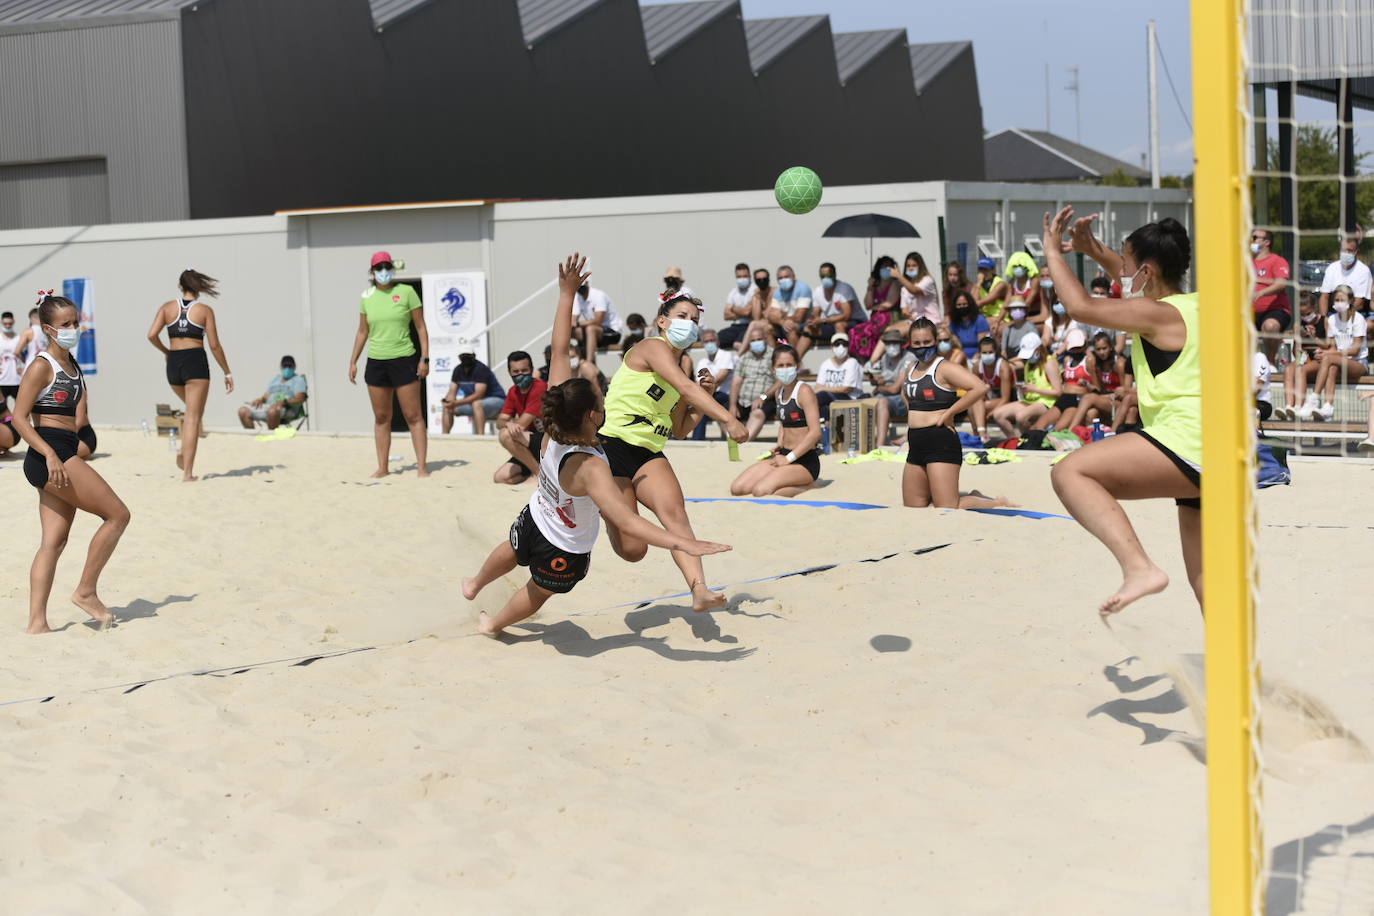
[711,0,1199,175]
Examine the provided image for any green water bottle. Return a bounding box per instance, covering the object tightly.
[727,439,740,462]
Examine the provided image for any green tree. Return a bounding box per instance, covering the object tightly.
[1261,125,1374,261]
[1101,168,1140,187]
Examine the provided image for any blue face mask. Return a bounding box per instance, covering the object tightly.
[910,345,938,364]
[981,352,996,365]
[49,326,80,350]
[778,277,794,293]
[775,366,798,385]
[281,367,296,379]
[664,318,699,349]
[879,267,892,280]
[1052,303,1067,316]
[704,341,718,357]
[820,276,835,290]
[736,276,751,290]
[373,269,393,286]
[905,268,919,279]
[749,340,766,355]
[513,372,534,389]
[937,340,953,354]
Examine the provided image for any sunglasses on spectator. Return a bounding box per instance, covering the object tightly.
[373,262,394,271]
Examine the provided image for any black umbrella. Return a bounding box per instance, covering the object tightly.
[822,213,920,239]
[822,213,920,276]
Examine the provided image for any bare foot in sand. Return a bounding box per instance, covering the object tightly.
[181,475,198,483]
[477,611,500,637]
[691,583,726,613]
[417,467,431,479]
[461,577,480,601]
[1100,565,1169,617]
[370,468,390,479]
[72,589,115,628]
[26,622,53,635]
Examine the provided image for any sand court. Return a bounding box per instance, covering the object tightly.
[2,430,1372,913]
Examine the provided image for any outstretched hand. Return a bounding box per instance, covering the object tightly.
[558,253,591,297]
[1043,205,1077,255]
[683,539,731,557]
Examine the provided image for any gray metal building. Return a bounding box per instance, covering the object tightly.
[0,0,985,230]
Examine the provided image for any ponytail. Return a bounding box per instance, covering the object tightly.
[540,377,601,447]
[179,268,219,298]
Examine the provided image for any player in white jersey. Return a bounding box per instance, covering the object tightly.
[462,254,730,636]
[0,310,24,411]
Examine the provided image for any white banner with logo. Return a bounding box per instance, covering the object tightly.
[422,271,489,434]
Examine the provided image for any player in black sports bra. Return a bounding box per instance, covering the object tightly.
[146,268,234,481]
[901,318,1011,509]
[729,345,823,497]
[12,292,129,633]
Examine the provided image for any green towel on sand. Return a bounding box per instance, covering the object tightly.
[840,448,904,464]
[255,427,297,443]
[963,448,1022,466]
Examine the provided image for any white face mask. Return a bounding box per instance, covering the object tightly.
[1334,299,1351,313]
[569,356,581,369]
[1120,267,1147,299]
[1250,242,1262,256]
[832,345,848,360]
[373,268,393,286]
[1341,252,1356,268]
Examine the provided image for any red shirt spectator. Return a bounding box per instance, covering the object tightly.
[501,377,546,425]
[1252,252,1292,315]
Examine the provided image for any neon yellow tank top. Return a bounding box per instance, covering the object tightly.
[600,346,681,452]
[1131,292,1202,467]
[1022,362,1056,408]
[979,277,1005,321]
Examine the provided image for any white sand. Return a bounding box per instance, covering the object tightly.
[1,431,1371,913]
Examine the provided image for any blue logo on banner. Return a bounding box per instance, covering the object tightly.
[440,285,468,331]
[63,277,96,375]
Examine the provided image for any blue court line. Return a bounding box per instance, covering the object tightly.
[686,497,885,510]
[968,507,1073,520]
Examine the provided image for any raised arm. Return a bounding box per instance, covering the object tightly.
[1042,207,1185,348]
[550,254,590,387]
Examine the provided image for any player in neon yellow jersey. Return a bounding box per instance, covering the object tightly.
[1042,206,1202,617]
[598,286,748,612]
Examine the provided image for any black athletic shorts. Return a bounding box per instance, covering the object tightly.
[24,427,78,488]
[597,328,622,346]
[506,429,544,479]
[743,398,777,421]
[1254,308,1293,332]
[1,418,17,449]
[166,348,210,386]
[1,384,18,400]
[800,322,839,340]
[77,424,96,454]
[509,505,591,594]
[905,424,963,467]
[364,353,420,388]
[1053,393,1081,411]
[1131,429,1202,509]
[598,433,665,479]
[793,448,821,481]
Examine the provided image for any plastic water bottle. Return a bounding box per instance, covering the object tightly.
[1091,420,1105,442]
[821,426,831,455]
[727,439,740,462]
[168,428,179,453]
[141,418,150,437]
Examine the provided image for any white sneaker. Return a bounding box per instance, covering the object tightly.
[1358,437,1374,453]
[1295,402,1316,421]
[1314,402,1335,421]
[1273,405,1292,421]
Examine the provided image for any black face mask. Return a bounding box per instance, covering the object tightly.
[755,276,770,289]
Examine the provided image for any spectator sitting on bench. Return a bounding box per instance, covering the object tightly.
[871,327,915,447]
[238,355,307,429]
[692,327,736,440]
[1275,290,1326,420]
[442,349,505,435]
[1306,285,1369,421]
[623,312,647,349]
[493,350,547,484]
[813,332,864,414]
[572,282,622,364]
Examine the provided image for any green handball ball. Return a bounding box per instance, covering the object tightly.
[774,166,823,215]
